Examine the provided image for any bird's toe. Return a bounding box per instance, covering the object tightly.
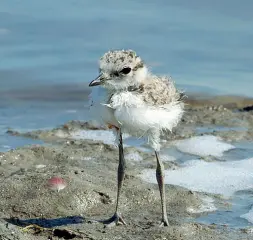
[103,212,126,228]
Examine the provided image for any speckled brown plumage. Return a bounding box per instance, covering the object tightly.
[127,76,184,106]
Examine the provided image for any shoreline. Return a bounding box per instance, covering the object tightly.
[0,95,253,239]
[1,83,253,108]
[186,94,253,110]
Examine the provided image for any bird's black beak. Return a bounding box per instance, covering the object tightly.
[89,74,102,87]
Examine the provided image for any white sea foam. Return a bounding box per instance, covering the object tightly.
[140,158,253,196]
[187,196,217,213]
[241,207,253,224]
[160,154,176,162]
[125,152,143,162]
[0,145,11,152]
[174,135,235,157]
[2,145,11,149]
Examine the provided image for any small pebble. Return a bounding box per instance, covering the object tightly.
[47,176,67,192]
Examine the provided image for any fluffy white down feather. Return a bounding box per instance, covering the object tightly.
[113,91,182,127]
[89,89,183,150]
[110,92,183,150]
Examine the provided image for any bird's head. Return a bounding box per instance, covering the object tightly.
[89,50,148,90]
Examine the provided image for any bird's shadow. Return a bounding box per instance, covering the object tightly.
[4,216,85,228]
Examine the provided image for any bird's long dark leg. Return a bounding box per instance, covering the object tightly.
[102,129,126,227]
[155,151,169,226]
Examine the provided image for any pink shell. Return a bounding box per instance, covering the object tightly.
[47,176,67,192]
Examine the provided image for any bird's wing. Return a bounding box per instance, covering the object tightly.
[138,76,184,106]
[108,77,184,135]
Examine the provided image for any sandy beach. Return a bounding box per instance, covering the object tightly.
[0,96,253,240]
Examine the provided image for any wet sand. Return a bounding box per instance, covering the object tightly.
[1,95,253,239]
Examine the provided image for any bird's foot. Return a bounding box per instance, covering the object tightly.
[102,212,126,228]
[159,218,169,227]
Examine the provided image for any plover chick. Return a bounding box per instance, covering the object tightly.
[89,50,184,227]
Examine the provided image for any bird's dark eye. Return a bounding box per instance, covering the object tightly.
[114,72,119,77]
[120,67,131,74]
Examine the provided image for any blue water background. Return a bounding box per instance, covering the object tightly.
[1,0,253,149]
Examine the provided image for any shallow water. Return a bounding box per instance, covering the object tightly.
[197,191,253,228]
[0,100,87,151]
[146,139,253,228]
[1,0,253,94]
[70,129,253,228]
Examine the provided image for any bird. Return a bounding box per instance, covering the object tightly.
[88,49,184,227]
